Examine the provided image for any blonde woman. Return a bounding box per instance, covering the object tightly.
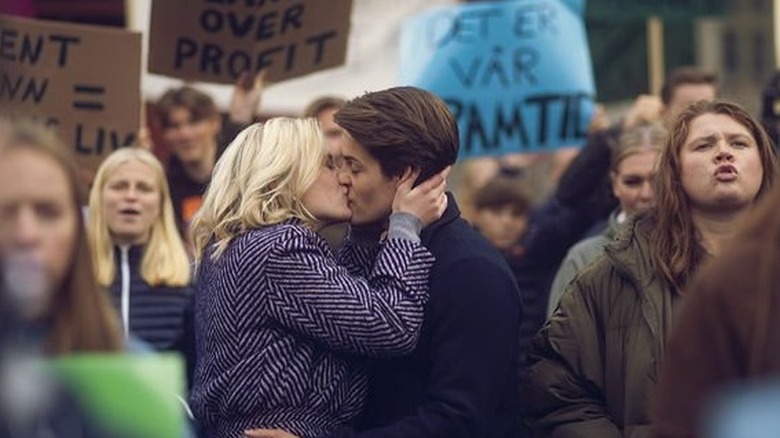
[547,122,666,316]
[88,148,193,354]
[189,118,448,438]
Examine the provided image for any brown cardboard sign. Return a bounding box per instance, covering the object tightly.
[148,0,354,85]
[0,14,142,174]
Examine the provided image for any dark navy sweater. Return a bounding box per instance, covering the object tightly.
[109,245,193,352]
[329,196,522,438]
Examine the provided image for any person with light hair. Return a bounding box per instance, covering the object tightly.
[547,122,666,317]
[87,147,193,358]
[189,117,449,438]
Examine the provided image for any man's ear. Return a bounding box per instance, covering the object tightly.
[395,166,415,187]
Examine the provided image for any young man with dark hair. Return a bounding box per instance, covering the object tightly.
[330,86,521,437]
[156,72,264,233]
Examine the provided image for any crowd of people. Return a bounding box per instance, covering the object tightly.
[3,40,780,438]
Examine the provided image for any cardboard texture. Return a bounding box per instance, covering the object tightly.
[148,0,354,85]
[0,14,142,174]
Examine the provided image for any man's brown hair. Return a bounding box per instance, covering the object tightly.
[660,67,717,106]
[302,96,345,118]
[156,86,220,129]
[335,86,459,182]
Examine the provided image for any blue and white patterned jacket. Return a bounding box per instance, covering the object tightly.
[191,221,434,438]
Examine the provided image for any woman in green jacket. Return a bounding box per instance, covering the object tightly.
[521,100,779,438]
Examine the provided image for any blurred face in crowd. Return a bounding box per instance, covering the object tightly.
[473,205,529,251]
[611,150,660,216]
[336,136,399,226]
[301,151,352,227]
[102,159,161,246]
[680,113,763,214]
[0,148,78,320]
[665,83,717,125]
[317,107,343,148]
[163,106,221,164]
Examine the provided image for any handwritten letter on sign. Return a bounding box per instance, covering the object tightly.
[149,0,354,85]
[400,0,595,158]
[0,15,141,172]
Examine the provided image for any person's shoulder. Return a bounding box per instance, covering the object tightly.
[243,222,329,256]
[691,239,766,303]
[430,218,501,257]
[566,234,610,266]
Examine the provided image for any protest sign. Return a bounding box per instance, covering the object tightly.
[148,0,354,85]
[400,0,595,157]
[0,15,141,172]
[51,354,185,438]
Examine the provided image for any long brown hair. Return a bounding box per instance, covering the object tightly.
[650,100,779,291]
[2,121,123,355]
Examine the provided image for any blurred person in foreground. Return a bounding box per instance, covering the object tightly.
[189,117,448,438]
[521,100,778,437]
[0,120,125,436]
[651,183,780,438]
[0,120,122,354]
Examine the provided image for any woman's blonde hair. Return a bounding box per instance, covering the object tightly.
[191,118,325,261]
[88,148,190,287]
[611,122,666,172]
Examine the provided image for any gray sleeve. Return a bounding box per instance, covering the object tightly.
[386,212,423,243]
[548,253,580,318]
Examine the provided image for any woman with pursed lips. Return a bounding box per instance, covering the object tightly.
[521,100,779,438]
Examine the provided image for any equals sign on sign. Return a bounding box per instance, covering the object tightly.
[72,84,105,111]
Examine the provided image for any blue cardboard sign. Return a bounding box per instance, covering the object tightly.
[400,0,595,157]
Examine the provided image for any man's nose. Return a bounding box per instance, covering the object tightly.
[337,169,351,186]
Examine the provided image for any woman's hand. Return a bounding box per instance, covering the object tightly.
[392,166,451,227]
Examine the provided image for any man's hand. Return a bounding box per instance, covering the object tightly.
[229,69,267,124]
[244,428,299,438]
